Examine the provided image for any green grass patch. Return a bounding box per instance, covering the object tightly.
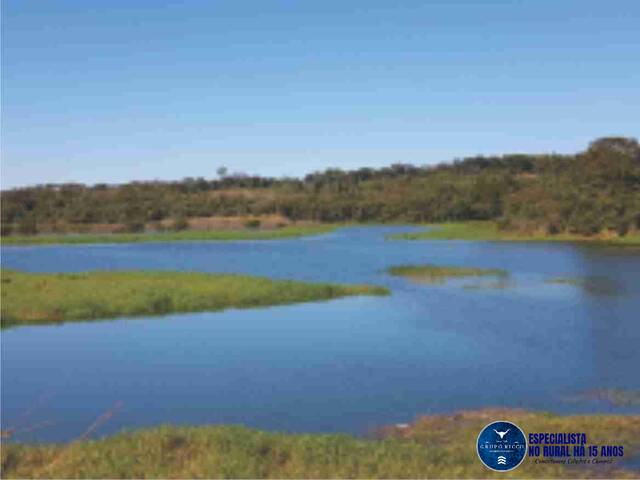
[0,225,337,246]
[388,264,507,284]
[389,221,640,246]
[0,270,388,328]
[2,409,638,478]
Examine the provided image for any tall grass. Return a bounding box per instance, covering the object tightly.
[0,270,388,327]
[2,409,638,478]
[1,225,337,246]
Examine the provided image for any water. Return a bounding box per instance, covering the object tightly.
[2,226,639,442]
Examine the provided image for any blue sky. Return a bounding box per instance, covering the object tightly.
[2,0,639,188]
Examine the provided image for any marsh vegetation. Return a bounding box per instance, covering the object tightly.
[388,263,507,284]
[389,221,640,245]
[2,227,638,479]
[0,224,336,246]
[2,409,638,479]
[0,270,388,327]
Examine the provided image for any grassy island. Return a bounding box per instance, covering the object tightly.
[389,221,640,246]
[388,264,507,284]
[0,270,388,327]
[2,409,638,478]
[0,224,337,247]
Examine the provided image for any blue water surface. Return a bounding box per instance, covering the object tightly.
[2,226,639,442]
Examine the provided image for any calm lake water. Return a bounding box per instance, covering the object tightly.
[2,226,640,442]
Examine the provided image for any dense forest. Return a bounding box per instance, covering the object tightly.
[2,137,639,237]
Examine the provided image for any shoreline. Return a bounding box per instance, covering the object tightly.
[4,221,639,247]
[387,221,640,246]
[0,224,339,247]
[2,409,638,478]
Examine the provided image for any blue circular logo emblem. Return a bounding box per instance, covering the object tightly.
[476,420,527,472]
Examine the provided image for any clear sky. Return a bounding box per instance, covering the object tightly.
[2,0,639,188]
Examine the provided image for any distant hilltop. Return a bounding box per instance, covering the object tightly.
[2,137,639,239]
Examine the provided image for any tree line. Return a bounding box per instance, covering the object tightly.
[2,137,639,237]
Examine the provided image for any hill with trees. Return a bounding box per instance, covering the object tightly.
[2,137,639,239]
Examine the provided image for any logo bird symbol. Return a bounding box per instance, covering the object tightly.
[494,429,510,439]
